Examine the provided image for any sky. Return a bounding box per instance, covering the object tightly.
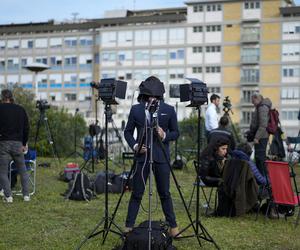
[0,0,299,25]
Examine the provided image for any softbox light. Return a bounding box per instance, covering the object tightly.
[98,78,127,105]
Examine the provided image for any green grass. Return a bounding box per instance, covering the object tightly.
[1,158,300,250]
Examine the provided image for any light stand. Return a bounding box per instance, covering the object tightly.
[76,104,123,249]
[77,78,126,249]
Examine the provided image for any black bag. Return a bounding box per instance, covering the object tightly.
[123,221,176,250]
[94,171,114,194]
[65,172,93,201]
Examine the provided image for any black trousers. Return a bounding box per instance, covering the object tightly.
[125,161,177,228]
[254,138,268,177]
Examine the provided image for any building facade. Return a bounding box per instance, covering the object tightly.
[0,0,299,136]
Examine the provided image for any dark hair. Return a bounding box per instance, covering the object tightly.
[219,115,229,127]
[210,94,220,103]
[1,89,14,103]
[236,142,253,157]
[201,138,229,160]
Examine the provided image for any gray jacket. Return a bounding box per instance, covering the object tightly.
[250,97,272,140]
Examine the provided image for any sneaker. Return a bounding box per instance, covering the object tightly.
[23,195,30,202]
[0,189,4,197]
[3,196,13,203]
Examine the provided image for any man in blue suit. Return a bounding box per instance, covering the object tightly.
[124,76,180,237]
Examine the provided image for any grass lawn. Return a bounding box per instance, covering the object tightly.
[1,158,300,250]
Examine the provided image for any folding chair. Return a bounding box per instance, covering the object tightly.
[9,149,37,196]
[265,160,300,226]
[188,161,217,215]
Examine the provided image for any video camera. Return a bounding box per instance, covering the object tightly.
[36,99,50,111]
[223,96,232,113]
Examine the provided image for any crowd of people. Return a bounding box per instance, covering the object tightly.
[0,76,295,238]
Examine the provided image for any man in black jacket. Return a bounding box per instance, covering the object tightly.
[0,89,30,202]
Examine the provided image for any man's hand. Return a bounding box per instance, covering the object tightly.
[134,144,147,154]
[156,126,165,140]
[254,138,259,144]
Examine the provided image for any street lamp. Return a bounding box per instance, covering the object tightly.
[23,62,50,99]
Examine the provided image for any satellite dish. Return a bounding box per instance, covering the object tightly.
[23,62,50,73]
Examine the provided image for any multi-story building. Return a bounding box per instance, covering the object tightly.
[0,0,299,136]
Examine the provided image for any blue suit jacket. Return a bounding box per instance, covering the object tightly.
[124,101,179,163]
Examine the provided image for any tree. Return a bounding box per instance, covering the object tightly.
[11,86,87,157]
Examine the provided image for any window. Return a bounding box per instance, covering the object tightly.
[28,40,33,48]
[241,68,259,82]
[206,25,221,32]
[283,66,300,77]
[169,28,184,43]
[151,50,167,60]
[135,30,150,45]
[206,66,221,73]
[117,51,132,61]
[152,29,167,44]
[118,31,133,44]
[193,5,203,12]
[241,47,260,62]
[282,110,299,120]
[193,67,202,73]
[207,4,222,12]
[102,32,117,46]
[169,68,184,79]
[102,51,116,62]
[193,26,203,33]
[65,56,77,65]
[205,46,221,53]
[36,57,48,65]
[169,49,184,60]
[242,111,252,124]
[207,87,220,93]
[65,93,77,101]
[281,87,300,100]
[244,1,260,9]
[79,37,93,46]
[193,47,202,53]
[135,50,150,60]
[64,38,77,47]
[242,90,256,102]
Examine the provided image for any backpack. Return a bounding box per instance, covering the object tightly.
[64,172,93,201]
[122,221,176,250]
[267,108,280,134]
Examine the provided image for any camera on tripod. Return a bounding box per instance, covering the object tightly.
[223,96,232,113]
[36,99,50,111]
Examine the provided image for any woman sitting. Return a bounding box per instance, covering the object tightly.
[199,139,229,187]
[231,142,267,186]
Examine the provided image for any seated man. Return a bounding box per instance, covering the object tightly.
[231,142,267,186]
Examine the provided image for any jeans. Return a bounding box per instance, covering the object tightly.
[254,138,268,177]
[0,141,29,197]
[125,161,177,228]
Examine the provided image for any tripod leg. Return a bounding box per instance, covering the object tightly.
[102,160,137,244]
[43,116,60,163]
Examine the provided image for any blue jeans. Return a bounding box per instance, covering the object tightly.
[125,161,177,228]
[254,138,268,177]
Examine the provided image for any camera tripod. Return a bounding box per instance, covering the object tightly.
[76,103,123,249]
[34,107,60,163]
[102,104,219,249]
[64,108,83,162]
[223,108,241,143]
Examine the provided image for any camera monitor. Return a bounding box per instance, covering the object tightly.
[179,78,208,107]
[98,78,127,105]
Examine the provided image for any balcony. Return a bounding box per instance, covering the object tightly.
[240,98,253,107]
[241,55,259,65]
[241,33,260,44]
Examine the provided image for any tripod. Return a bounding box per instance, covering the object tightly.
[76,103,123,249]
[64,108,82,161]
[34,107,60,163]
[103,104,219,249]
[178,107,219,249]
[223,108,241,143]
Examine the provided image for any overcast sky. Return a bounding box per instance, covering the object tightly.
[0,0,299,25]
